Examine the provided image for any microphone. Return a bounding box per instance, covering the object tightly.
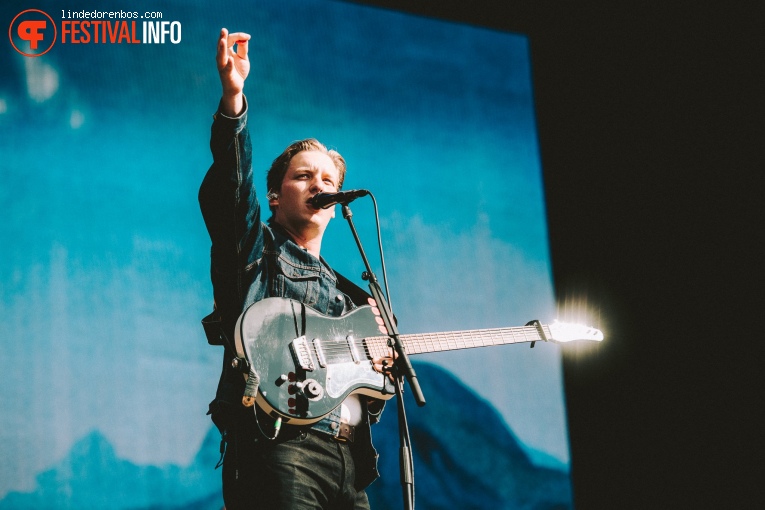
[309,189,369,209]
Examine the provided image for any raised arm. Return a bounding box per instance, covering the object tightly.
[216,28,251,116]
[199,28,262,330]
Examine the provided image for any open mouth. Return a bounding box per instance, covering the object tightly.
[307,196,320,209]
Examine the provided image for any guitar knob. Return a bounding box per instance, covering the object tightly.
[297,379,324,400]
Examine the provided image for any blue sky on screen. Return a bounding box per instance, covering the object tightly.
[0,0,566,498]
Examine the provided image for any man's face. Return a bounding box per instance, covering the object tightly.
[272,150,340,238]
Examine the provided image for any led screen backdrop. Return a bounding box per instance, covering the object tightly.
[1,0,571,508]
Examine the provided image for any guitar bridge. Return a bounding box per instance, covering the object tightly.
[290,336,315,371]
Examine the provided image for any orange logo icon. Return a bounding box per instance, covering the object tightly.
[9,9,57,57]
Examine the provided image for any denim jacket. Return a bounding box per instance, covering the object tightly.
[198,98,381,489]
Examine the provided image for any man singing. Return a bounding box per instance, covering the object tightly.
[199,28,390,510]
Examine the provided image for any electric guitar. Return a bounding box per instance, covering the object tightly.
[234,297,603,425]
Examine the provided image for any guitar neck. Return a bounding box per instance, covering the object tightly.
[365,325,550,359]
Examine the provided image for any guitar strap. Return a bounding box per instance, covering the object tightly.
[334,271,373,308]
[290,300,307,338]
[335,271,397,327]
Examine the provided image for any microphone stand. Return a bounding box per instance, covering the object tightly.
[341,203,426,510]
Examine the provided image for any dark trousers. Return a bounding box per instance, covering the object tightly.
[222,427,371,510]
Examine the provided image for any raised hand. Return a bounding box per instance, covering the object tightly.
[216,28,251,116]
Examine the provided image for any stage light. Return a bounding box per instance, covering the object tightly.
[554,294,607,354]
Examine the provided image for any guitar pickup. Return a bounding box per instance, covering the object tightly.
[290,336,315,371]
[347,335,361,364]
[313,339,327,368]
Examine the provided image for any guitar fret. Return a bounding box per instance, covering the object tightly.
[440,332,450,352]
[363,325,545,358]
[398,326,541,354]
[364,337,389,359]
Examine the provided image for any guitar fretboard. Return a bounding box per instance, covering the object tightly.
[364,325,550,359]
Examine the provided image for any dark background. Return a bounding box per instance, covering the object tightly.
[351,1,761,508]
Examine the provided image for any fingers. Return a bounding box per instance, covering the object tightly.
[217,29,250,70]
[372,351,398,363]
[371,356,396,373]
[372,357,397,382]
[366,298,389,334]
[235,38,249,59]
[227,32,250,60]
[227,32,251,46]
[216,28,229,70]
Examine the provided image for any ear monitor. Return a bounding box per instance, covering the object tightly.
[266,191,279,201]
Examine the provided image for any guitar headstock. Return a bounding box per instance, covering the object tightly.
[548,320,604,343]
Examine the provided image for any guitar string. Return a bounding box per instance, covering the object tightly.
[304,326,546,360]
[308,331,540,355]
[313,326,545,354]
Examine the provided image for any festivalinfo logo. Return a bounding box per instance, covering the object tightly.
[9,9,57,57]
[9,8,182,57]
